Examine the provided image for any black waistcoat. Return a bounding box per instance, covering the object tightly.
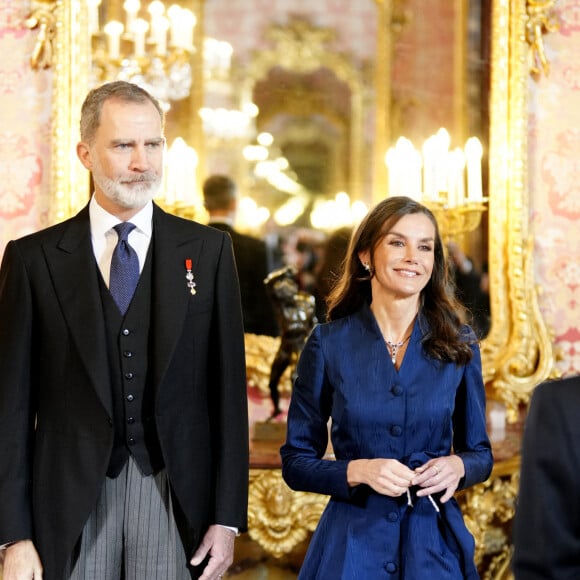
[99,250,164,477]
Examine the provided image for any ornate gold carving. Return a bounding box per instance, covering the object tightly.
[482,0,556,418]
[49,0,92,224]
[25,0,57,69]
[391,0,412,36]
[526,0,559,78]
[248,470,329,558]
[458,458,519,571]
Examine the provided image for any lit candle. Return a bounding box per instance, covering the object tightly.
[123,0,140,36]
[396,137,421,200]
[465,137,483,201]
[104,20,124,60]
[422,135,437,200]
[167,4,182,48]
[180,9,197,51]
[87,0,102,36]
[447,148,466,207]
[131,18,149,58]
[147,0,165,41]
[219,41,233,74]
[434,128,451,195]
[153,17,169,56]
[408,147,423,200]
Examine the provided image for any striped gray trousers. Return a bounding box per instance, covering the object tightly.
[63,456,191,580]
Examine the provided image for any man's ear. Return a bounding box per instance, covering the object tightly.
[76,141,93,171]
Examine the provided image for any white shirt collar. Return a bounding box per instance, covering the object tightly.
[208,216,234,228]
[89,196,153,240]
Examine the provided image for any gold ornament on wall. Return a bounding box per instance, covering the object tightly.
[25,0,58,69]
[526,0,560,78]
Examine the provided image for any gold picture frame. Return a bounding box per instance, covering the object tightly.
[42,0,556,418]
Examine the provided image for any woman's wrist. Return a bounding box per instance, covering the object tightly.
[347,459,366,487]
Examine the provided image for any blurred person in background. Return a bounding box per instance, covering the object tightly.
[203,175,278,337]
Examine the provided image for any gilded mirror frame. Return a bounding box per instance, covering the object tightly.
[43,0,556,417]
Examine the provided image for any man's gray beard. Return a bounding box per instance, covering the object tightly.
[94,172,162,209]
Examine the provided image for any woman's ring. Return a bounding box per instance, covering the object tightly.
[433,464,441,475]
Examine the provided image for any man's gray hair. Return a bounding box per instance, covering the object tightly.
[80,81,165,143]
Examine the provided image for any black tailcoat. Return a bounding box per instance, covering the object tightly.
[0,204,249,579]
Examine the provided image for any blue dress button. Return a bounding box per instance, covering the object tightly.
[385,562,398,573]
[390,425,402,436]
[387,511,398,522]
[392,385,403,396]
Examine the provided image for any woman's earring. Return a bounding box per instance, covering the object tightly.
[363,262,371,272]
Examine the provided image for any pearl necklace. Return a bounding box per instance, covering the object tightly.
[385,335,411,365]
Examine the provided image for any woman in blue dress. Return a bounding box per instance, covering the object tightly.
[281,196,493,579]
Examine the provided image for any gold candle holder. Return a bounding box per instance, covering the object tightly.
[423,194,488,244]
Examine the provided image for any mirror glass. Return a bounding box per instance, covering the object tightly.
[48,0,558,419]
[201,0,491,335]
[87,0,492,336]
[88,3,489,224]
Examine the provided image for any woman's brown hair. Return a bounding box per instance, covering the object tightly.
[326,196,474,364]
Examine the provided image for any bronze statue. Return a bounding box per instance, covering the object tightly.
[264,266,317,418]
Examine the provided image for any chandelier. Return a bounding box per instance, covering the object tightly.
[89,1,232,110]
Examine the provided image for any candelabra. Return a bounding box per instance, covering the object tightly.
[88,0,197,109]
[422,195,488,245]
[385,128,488,241]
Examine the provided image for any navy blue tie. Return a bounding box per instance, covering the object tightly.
[109,222,140,315]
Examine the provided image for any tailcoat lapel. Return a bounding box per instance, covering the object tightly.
[149,205,204,391]
[42,207,112,415]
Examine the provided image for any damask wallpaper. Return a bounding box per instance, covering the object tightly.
[0,0,578,376]
[528,0,580,376]
[0,0,51,257]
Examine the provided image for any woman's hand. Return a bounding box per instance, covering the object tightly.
[412,455,465,503]
[347,458,415,497]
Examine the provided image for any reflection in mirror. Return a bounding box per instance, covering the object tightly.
[202,1,490,335]
[87,2,489,246]
[51,0,556,418]
[86,0,492,336]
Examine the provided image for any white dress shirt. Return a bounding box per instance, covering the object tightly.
[89,196,153,286]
